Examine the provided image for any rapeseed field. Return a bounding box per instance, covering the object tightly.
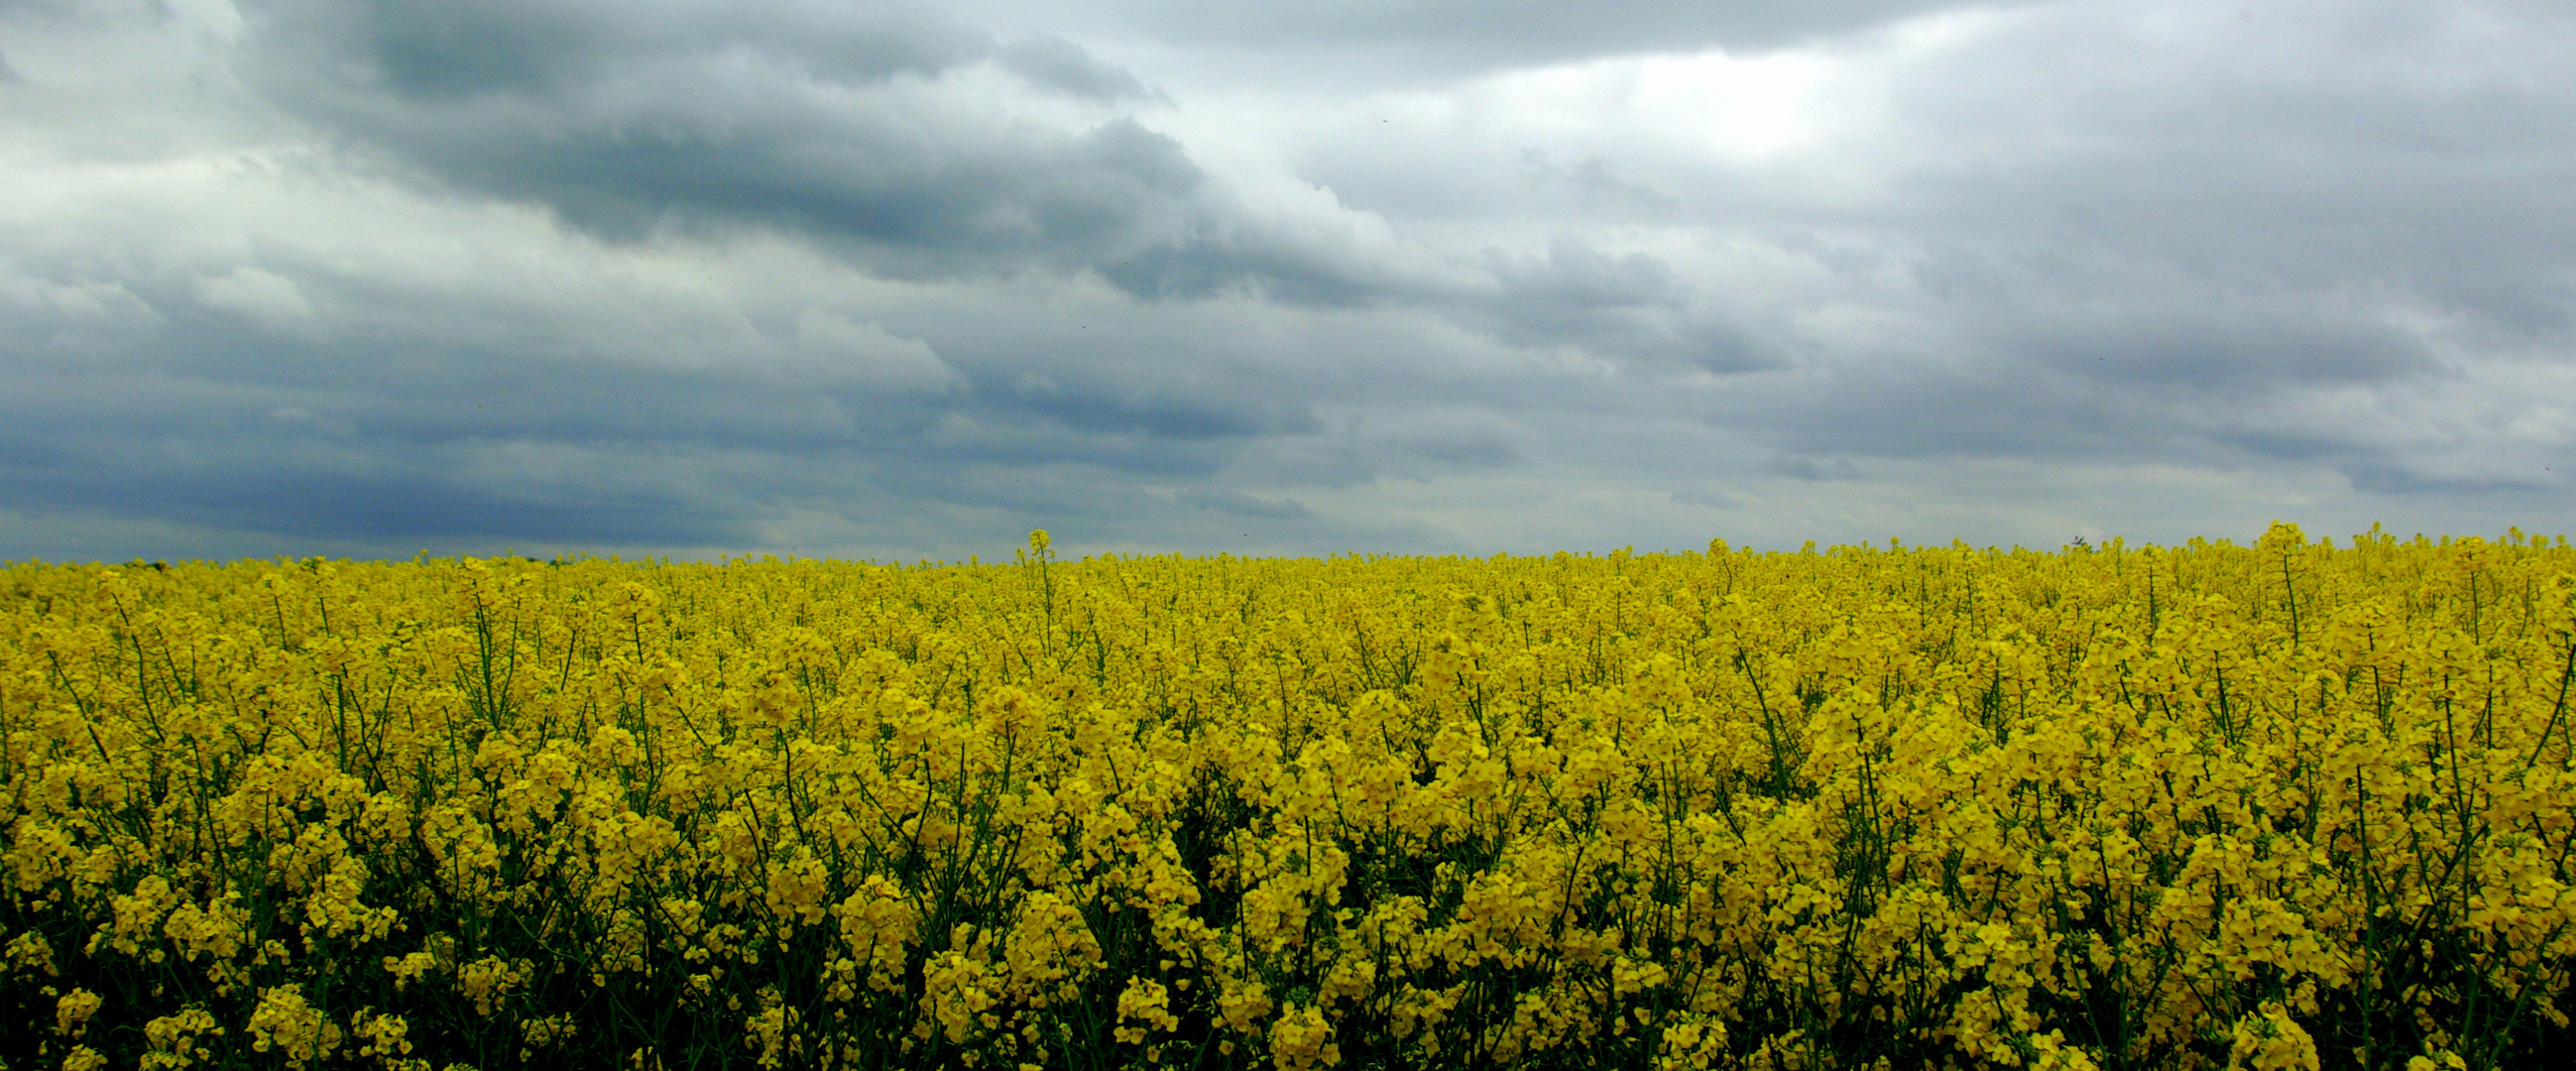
[3,524,2571,1070]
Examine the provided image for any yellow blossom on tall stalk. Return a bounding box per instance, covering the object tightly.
[1,524,2572,1068]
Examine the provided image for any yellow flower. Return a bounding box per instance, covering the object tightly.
[2226,1002,2319,1071]
[55,988,103,1037]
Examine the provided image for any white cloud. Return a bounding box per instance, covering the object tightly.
[193,267,319,334]
[791,309,965,393]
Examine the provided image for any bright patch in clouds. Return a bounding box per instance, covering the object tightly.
[1479,49,1831,161]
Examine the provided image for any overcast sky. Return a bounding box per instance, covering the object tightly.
[4,0,2572,562]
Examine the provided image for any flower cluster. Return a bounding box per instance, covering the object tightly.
[3,525,2571,1069]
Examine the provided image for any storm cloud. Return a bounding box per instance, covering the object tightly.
[3,0,2572,561]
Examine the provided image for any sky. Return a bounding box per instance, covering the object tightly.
[3,0,2573,562]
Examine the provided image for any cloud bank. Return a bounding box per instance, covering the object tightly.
[3,0,2572,561]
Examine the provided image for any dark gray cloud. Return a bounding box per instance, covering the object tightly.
[253,0,989,100]
[1647,0,2576,497]
[1765,455,1861,482]
[248,0,1204,278]
[4,0,2574,559]
[233,0,1746,334]
[1670,486,1742,510]
[4,457,749,544]
[0,228,1427,553]
[2002,303,2433,389]
[2335,459,2555,498]
[230,0,1541,323]
[1470,238,1772,370]
[1177,487,1310,520]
